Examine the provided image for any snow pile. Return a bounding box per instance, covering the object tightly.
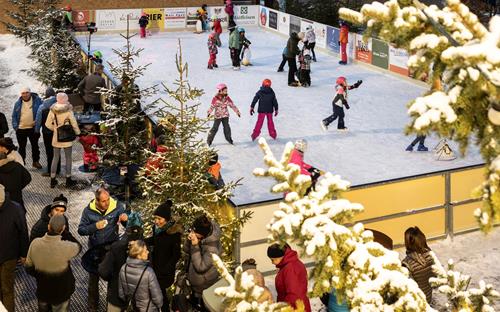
[408,91,458,130]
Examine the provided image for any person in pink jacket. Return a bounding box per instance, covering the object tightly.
[288,139,321,193]
[207,83,240,146]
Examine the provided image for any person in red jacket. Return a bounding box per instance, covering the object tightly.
[339,20,349,65]
[267,244,311,312]
[212,18,222,47]
[79,124,100,172]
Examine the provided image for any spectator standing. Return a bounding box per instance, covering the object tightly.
[30,194,77,243]
[0,112,8,138]
[0,184,29,312]
[78,187,128,312]
[78,64,106,112]
[285,32,304,87]
[0,148,32,212]
[339,21,349,65]
[11,87,43,168]
[25,214,81,312]
[35,87,60,176]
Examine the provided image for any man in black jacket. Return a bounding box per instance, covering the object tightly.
[30,194,78,243]
[98,225,144,312]
[285,32,304,87]
[146,200,182,312]
[0,112,8,138]
[0,185,29,312]
[0,151,31,212]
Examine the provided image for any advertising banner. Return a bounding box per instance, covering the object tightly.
[259,6,268,27]
[313,22,327,49]
[233,5,258,26]
[372,38,389,69]
[186,7,199,27]
[96,9,141,31]
[300,19,313,33]
[208,6,227,26]
[144,8,164,32]
[355,34,372,64]
[164,8,186,29]
[269,9,278,30]
[289,15,301,36]
[278,12,289,36]
[326,26,340,54]
[72,10,91,29]
[389,45,410,76]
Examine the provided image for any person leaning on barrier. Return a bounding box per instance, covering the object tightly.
[78,64,106,113]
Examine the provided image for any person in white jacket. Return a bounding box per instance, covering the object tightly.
[45,93,80,188]
[304,25,316,62]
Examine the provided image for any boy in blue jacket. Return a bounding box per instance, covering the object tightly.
[250,79,279,141]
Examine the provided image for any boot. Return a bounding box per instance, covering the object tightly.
[33,161,42,169]
[417,144,429,152]
[213,64,218,68]
[50,178,58,188]
[66,177,76,187]
[251,134,258,141]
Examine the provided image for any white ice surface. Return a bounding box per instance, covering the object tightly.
[76,28,484,206]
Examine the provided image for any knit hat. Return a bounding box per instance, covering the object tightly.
[56,93,69,104]
[45,87,56,98]
[154,200,172,220]
[267,243,285,258]
[192,215,212,238]
[0,184,5,205]
[51,194,68,211]
[20,87,30,95]
[49,214,66,234]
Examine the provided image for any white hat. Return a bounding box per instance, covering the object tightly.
[0,184,4,205]
[294,139,307,153]
[20,87,30,94]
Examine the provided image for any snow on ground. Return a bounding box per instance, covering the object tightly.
[76,27,483,206]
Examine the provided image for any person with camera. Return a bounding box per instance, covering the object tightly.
[45,93,80,188]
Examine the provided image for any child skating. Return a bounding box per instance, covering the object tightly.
[250,79,278,141]
[207,83,241,146]
[138,13,149,38]
[321,76,362,131]
[298,47,312,87]
[207,32,219,69]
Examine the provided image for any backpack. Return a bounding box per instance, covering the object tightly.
[124,265,150,312]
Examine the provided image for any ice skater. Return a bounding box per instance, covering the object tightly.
[339,20,349,65]
[298,47,312,87]
[250,79,278,141]
[321,76,362,131]
[139,13,149,38]
[207,83,241,146]
[207,32,219,69]
[406,135,428,152]
[288,139,322,193]
[304,25,316,62]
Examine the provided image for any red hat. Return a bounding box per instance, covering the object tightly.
[262,79,272,87]
[65,5,72,11]
[336,76,347,86]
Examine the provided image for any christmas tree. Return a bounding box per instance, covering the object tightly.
[3,0,36,43]
[136,40,251,263]
[339,0,500,232]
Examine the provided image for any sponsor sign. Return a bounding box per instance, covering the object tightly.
[313,22,327,49]
[372,38,389,69]
[72,10,91,29]
[208,6,227,27]
[259,6,268,27]
[96,9,141,31]
[326,26,340,54]
[289,15,300,36]
[300,19,313,33]
[186,7,199,27]
[355,34,372,64]
[164,8,186,29]
[389,45,410,76]
[278,11,289,35]
[144,8,164,32]
[269,9,278,30]
[234,5,258,26]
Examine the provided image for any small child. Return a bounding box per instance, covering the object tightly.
[240,32,252,64]
[79,124,100,172]
[206,152,225,189]
[139,13,149,38]
[298,48,312,87]
[212,18,222,47]
[250,79,278,141]
[288,139,321,193]
[207,83,241,146]
[207,32,218,69]
[321,77,362,131]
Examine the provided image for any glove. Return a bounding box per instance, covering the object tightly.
[344,102,350,109]
[207,113,211,118]
[237,112,241,118]
[274,110,278,117]
[353,80,363,88]
[250,108,254,116]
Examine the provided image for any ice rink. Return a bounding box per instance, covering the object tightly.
[76,27,483,205]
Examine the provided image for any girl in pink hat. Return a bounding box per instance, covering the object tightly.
[207,83,240,146]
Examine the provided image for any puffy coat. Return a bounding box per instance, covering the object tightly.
[275,247,311,312]
[99,238,129,308]
[78,73,106,105]
[402,251,435,303]
[285,33,300,58]
[183,220,222,296]
[208,38,218,55]
[35,96,56,134]
[119,258,163,311]
[213,19,222,34]
[45,103,81,148]
[251,87,278,113]
[0,154,31,210]
[12,93,43,130]
[145,223,182,289]
[30,204,77,244]
[77,197,126,248]
[0,194,29,265]
[288,149,312,175]
[0,112,8,138]
[305,29,316,44]
[339,25,349,44]
[229,30,241,50]
[207,95,240,119]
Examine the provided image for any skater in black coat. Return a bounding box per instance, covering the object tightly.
[321,77,362,131]
[30,194,77,243]
[0,152,31,212]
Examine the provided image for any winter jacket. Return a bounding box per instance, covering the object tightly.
[285,33,300,58]
[207,162,225,189]
[79,134,99,154]
[12,93,43,131]
[145,223,182,289]
[299,52,312,71]
[402,251,435,303]
[229,31,241,50]
[119,258,163,311]
[339,25,349,44]
[139,16,149,28]
[183,220,222,296]
[288,149,312,176]
[98,237,129,308]
[0,155,31,209]
[251,87,279,113]
[29,204,78,244]
[275,247,311,312]
[78,197,126,248]
[78,73,106,105]
[0,112,8,138]
[45,103,81,148]
[35,96,56,134]
[305,29,316,44]
[0,194,29,265]
[25,234,81,304]
[208,38,218,55]
[213,19,222,34]
[207,95,240,119]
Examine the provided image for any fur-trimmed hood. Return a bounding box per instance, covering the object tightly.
[51,103,73,114]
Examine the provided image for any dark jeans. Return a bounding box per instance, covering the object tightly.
[16,128,40,163]
[42,131,60,173]
[0,259,17,312]
[84,102,102,113]
[287,57,297,84]
[299,69,311,85]
[309,42,316,61]
[207,117,232,145]
[410,135,426,147]
[230,48,240,67]
[88,272,100,311]
[323,105,346,129]
[278,54,287,71]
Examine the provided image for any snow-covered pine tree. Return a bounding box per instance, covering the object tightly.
[3,0,36,43]
[339,0,500,232]
[136,40,251,263]
[253,138,432,311]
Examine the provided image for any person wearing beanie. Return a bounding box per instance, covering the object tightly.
[250,79,279,141]
[268,244,311,312]
[25,214,81,311]
[145,200,182,312]
[99,225,144,311]
[30,194,77,243]
[45,93,81,188]
[11,86,43,168]
[0,184,29,312]
[35,87,61,176]
[184,215,222,310]
[285,32,302,87]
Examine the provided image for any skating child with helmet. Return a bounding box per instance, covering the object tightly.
[250,79,279,141]
[289,139,323,194]
[207,83,241,146]
[321,76,362,131]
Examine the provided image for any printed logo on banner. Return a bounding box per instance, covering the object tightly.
[234,5,257,25]
[355,35,372,64]
[389,45,410,76]
[165,8,186,28]
[96,9,141,31]
[208,6,227,26]
[313,22,327,49]
[326,26,340,54]
[372,38,389,69]
[72,10,90,28]
[278,12,289,35]
[186,7,199,27]
[96,10,116,29]
[144,8,165,31]
[289,15,300,36]
[269,10,278,29]
[260,7,268,27]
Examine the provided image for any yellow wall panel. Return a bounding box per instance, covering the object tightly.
[453,202,481,232]
[450,168,484,203]
[240,202,279,243]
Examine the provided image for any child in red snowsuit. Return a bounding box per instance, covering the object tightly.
[79,124,100,172]
[208,32,218,69]
[139,13,149,38]
[250,79,278,141]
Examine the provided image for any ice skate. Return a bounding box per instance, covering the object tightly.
[288,81,300,87]
[405,144,414,152]
[417,144,428,152]
[321,121,328,131]
[337,127,348,132]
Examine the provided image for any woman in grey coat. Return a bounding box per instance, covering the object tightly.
[119,240,163,311]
